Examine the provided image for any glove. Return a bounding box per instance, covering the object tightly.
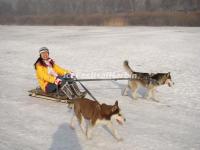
[64,72,76,79]
[55,78,62,85]
[70,72,76,78]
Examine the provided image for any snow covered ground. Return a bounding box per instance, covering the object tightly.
[0,25,200,150]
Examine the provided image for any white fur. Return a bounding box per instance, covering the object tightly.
[165,79,174,87]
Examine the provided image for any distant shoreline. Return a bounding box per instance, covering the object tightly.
[1,11,200,26]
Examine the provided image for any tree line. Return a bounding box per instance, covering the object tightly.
[0,0,199,15]
[0,0,200,26]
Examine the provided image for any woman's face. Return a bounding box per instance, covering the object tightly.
[40,51,49,60]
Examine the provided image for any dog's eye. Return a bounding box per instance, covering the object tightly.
[118,113,122,116]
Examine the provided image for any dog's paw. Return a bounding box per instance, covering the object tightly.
[116,138,123,142]
[132,97,138,100]
[151,98,159,102]
[144,95,150,99]
[132,94,139,100]
[69,125,75,130]
[86,136,92,140]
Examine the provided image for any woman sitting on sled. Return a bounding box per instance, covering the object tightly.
[34,47,86,99]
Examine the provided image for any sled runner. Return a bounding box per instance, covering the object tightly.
[28,77,132,103]
[28,88,71,103]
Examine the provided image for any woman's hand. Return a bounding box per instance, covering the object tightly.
[55,78,62,85]
[64,72,76,79]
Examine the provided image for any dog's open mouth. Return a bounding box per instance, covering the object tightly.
[116,119,123,125]
[165,79,173,87]
[168,82,171,87]
[115,114,126,125]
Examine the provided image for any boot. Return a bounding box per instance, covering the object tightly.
[60,83,76,100]
[69,82,87,98]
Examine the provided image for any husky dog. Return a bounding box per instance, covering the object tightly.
[70,98,125,141]
[123,60,174,100]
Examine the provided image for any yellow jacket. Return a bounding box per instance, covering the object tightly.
[35,62,71,92]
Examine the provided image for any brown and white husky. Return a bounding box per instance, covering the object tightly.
[70,98,126,141]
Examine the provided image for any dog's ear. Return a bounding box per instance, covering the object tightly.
[166,72,170,77]
[112,101,118,112]
[115,100,118,106]
[112,105,118,112]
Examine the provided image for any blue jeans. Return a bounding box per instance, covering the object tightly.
[45,83,57,93]
[45,76,67,93]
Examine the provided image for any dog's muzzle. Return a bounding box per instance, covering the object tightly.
[165,79,174,87]
[116,115,126,125]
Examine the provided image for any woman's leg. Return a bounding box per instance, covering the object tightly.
[45,83,57,93]
[59,75,86,98]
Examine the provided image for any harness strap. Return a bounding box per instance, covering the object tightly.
[78,80,98,102]
[131,73,137,79]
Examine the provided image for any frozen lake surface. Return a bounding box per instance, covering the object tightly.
[0,26,200,150]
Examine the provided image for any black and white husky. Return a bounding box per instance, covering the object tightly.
[123,60,174,100]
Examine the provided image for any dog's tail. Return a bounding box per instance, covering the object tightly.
[123,60,135,75]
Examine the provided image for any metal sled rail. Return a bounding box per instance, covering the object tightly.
[73,77,132,82]
[72,77,133,101]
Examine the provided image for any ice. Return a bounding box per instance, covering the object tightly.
[0,25,200,150]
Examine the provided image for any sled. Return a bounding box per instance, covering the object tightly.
[28,88,71,103]
[29,77,132,103]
